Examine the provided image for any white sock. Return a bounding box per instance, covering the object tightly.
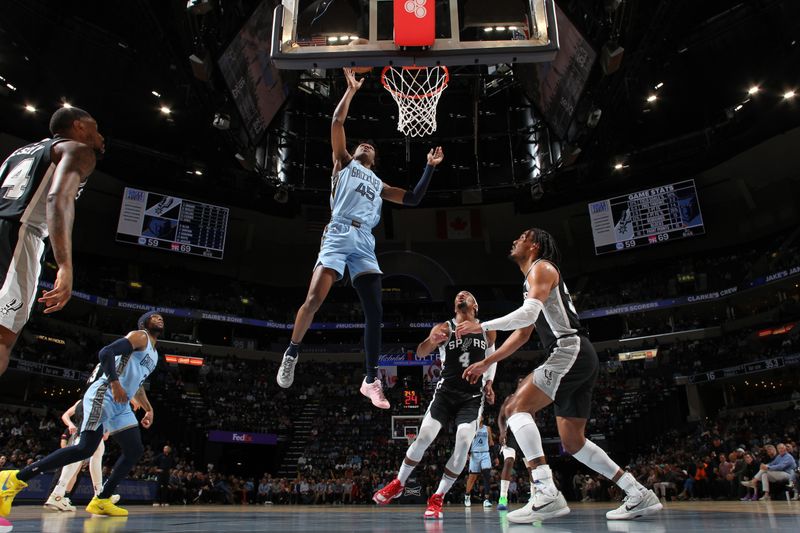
[616,472,644,497]
[500,480,510,499]
[397,461,415,485]
[572,439,620,480]
[532,464,557,495]
[435,474,457,496]
[507,412,544,462]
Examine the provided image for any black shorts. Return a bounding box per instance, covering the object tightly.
[533,335,599,419]
[427,383,483,427]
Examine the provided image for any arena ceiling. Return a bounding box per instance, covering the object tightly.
[0,0,798,214]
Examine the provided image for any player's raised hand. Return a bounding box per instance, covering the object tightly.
[427,146,444,166]
[38,266,73,313]
[462,360,488,384]
[343,68,365,91]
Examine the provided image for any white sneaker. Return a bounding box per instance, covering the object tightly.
[276,351,298,388]
[606,489,663,520]
[359,378,390,409]
[464,494,471,507]
[44,494,76,512]
[483,499,492,508]
[508,490,570,523]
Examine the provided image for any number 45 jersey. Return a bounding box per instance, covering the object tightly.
[0,137,82,236]
[330,159,383,229]
[437,320,490,394]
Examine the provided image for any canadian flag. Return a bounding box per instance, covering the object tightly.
[436,209,481,240]
[394,0,435,47]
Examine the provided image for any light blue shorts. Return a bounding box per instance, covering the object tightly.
[81,386,138,435]
[315,220,382,281]
[469,451,491,473]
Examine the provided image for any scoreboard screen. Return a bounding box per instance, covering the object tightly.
[588,179,705,255]
[116,187,229,260]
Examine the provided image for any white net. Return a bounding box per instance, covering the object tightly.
[381,66,449,137]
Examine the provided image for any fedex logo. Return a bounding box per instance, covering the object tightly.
[232,433,254,443]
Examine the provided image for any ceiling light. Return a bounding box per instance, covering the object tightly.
[747,85,759,95]
[484,27,494,32]
[783,90,796,99]
[349,35,358,40]
[62,102,72,109]
[613,162,624,170]
[6,83,16,91]
[160,106,172,115]
[194,169,203,176]
[654,82,664,89]
[734,104,743,111]
[152,90,161,97]
[646,94,657,103]
[508,26,518,31]
[495,26,506,31]
[24,104,36,113]
[328,36,339,43]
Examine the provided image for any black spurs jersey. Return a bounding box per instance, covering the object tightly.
[437,319,490,394]
[0,137,85,236]
[523,259,585,352]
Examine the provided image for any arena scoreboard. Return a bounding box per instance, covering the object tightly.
[588,179,705,255]
[116,187,229,259]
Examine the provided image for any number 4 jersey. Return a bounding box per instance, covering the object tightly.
[330,159,383,229]
[0,137,85,236]
[437,319,490,395]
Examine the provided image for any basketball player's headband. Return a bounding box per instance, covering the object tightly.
[137,310,161,330]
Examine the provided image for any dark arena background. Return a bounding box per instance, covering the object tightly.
[0,1,799,532]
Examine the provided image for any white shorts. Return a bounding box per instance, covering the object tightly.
[0,221,46,334]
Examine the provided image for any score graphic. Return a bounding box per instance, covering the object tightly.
[403,388,420,412]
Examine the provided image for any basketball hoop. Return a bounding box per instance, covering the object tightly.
[406,433,417,446]
[381,65,449,137]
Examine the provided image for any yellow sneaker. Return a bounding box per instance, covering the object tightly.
[85,496,128,517]
[0,469,28,517]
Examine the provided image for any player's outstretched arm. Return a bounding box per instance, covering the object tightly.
[462,325,534,384]
[381,146,444,205]
[331,68,363,167]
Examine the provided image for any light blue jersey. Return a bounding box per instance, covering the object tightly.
[331,159,383,229]
[472,425,490,453]
[81,332,158,434]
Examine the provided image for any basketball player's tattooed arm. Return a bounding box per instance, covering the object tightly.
[330,68,363,168]
[416,322,450,358]
[38,141,96,314]
[381,146,444,205]
[133,387,154,429]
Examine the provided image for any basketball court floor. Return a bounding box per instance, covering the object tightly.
[7,502,800,533]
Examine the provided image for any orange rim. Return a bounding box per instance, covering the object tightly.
[380,66,450,100]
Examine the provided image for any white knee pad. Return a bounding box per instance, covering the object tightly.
[501,446,516,461]
[446,422,477,473]
[406,415,441,462]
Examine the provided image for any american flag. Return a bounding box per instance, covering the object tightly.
[295,35,329,47]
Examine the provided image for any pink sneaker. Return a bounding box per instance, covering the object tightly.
[424,493,444,519]
[373,479,404,504]
[360,378,390,409]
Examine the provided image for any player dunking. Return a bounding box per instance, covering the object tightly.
[0,107,104,376]
[0,311,161,518]
[277,68,444,409]
[464,416,494,508]
[373,291,496,519]
[459,229,662,523]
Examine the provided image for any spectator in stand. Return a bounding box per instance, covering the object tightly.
[742,444,797,501]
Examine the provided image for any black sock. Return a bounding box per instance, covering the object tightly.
[285,341,300,358]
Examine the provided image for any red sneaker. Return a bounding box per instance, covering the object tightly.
[373,479,404,505]
[424,493,444,519]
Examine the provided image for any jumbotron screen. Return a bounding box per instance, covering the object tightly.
[116,187,229,260]
[588,179,705,255]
